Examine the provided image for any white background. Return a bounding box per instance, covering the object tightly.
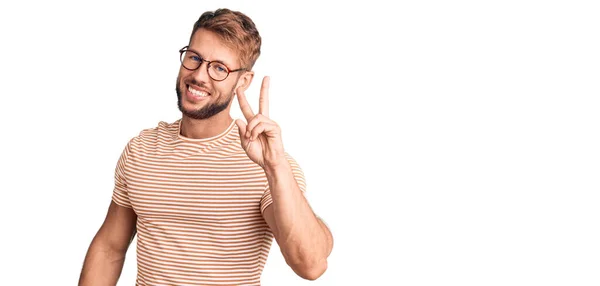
[1,0,599,285]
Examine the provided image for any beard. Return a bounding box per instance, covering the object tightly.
[176,77,234,120]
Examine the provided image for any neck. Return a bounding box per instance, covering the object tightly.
[180,113,233,139]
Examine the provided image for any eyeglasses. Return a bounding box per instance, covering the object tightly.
[179,46,246,81]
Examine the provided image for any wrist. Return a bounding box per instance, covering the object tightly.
[263,156,289,174]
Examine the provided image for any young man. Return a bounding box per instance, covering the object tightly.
[79,8,333,286]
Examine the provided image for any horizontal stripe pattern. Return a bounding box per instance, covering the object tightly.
[112,119,305,285]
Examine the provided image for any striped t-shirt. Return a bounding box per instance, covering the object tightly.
[111,119,306,286]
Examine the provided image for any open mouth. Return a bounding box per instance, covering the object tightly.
[187,85,210,97]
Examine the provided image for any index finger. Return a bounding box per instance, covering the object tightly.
[259,76,270,117]
[236,86,255,121]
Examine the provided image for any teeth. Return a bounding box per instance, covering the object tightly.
[188,86,208,97]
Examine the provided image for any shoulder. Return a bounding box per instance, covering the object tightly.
[284,152,303,171]
[128,119,180,149]
[283,152,307,190]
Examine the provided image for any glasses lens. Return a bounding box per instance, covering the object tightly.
[208,62,229,81]
[181,50,201,70]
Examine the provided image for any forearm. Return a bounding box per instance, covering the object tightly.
[264,160,333,273]
[79,239,127,286]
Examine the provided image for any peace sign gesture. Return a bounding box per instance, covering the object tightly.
[235,76,285,169]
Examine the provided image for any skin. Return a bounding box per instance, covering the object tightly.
[79,28,333,285]
[236,79,334,280]
[78,201,137,286]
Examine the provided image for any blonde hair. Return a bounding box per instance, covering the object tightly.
[190,8,262,69]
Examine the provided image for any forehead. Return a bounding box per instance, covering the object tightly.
[189,28,240,68]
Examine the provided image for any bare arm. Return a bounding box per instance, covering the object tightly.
[235,77,333,280]
[79,201,137,286]
[262,160,333,280]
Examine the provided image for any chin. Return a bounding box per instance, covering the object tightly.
[181,101,205,114]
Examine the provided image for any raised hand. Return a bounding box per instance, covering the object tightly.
[235,76,285,169]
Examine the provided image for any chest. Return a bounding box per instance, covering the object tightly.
[125,153,267,223]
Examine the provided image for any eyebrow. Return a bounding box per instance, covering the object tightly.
[188,47,232,68]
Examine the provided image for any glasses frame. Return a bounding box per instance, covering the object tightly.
[179,46,246,82]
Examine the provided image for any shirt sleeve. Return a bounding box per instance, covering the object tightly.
[111,140,133,209]
[260,153,307,214]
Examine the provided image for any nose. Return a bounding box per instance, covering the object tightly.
[191,60,211,83]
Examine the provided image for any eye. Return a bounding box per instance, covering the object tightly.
[189,55,202,62]
[213,64,228,73]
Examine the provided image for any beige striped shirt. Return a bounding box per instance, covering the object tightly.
[112,119,306,285]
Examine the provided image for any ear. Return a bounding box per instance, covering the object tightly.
[235,71,254,93]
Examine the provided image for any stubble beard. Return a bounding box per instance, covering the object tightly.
[176,78,235,120]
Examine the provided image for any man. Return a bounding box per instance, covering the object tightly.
[79,8,333,286]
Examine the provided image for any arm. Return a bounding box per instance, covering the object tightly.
[79,201,137,286]
[234,76,333,280]
[262,160,333,280]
